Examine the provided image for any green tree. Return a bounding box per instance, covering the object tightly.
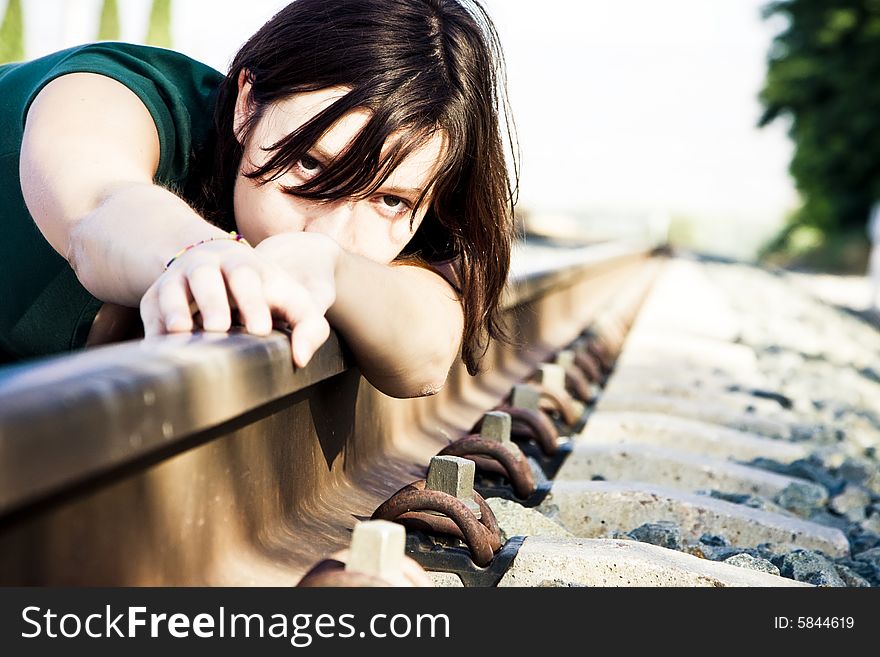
[146,0,172,49]
[97,0,120,41]
[759,0,880,246]
[0,0,24,64]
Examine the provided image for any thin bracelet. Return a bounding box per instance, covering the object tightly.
[164,231,250,269]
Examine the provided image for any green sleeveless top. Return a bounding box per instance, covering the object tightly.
[0,42,225,362]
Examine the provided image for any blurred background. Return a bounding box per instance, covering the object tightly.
[2,0,878,287]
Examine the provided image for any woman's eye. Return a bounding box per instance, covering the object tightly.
[382,195,403,208]
[299,155,321,171]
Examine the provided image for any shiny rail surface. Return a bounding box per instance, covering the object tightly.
[0,240,660,584]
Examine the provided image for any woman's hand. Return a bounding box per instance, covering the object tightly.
[253,231,342,313]
[139,236,331,367]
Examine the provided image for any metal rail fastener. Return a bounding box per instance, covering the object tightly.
[555,349,596,402]
[438,435,536,499]
[372,457,502,567]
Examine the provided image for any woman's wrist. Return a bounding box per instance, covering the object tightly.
[164,231,250,270]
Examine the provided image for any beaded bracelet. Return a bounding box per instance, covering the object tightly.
[164,231,250,269]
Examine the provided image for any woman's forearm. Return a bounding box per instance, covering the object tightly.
[70,186,464,396]
[67,182,232,305]
[328,250,464,398]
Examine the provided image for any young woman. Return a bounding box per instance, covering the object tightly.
[0,0,517,398]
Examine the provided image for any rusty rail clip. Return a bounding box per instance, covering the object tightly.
[537,387,591,435]
[579,330,617,372]
[371,480,502,567]
[574,349,604,383]
[404,530,526,587]
[537,385,581,428]
[564,364,595,403]
[438,435,536,499]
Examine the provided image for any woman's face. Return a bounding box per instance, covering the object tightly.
[232,76,446,264]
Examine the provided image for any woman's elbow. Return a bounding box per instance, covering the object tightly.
[368,350,457,399]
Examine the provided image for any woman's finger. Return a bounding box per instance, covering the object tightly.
[186,263,231,332]
[139,286,163,338]
[289,314,331,367]
[156,273,195,333]
[264,275,330,366]
[222,263,273,336]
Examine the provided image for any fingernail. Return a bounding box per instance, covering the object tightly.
[294,342,312,367]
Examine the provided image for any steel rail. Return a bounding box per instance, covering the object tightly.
[0,241,662,584]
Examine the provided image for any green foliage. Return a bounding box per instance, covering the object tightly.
[0,0,24,65]
[98,0,120,41]
[760,224,869,272]
[146,0,172,49]
[759,0,880,237]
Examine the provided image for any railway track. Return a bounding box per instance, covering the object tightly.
[0,243,877,587]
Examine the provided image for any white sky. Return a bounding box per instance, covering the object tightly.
[484,0,797,222]
[12,0,798,254]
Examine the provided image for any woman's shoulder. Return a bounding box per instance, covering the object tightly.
[17,42,225,191]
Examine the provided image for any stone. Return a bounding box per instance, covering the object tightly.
[854,546,880,567]
[859,367,880,385]
[776,551,847,587]
[724,553,780,576]
[700,534,729,547]
[714,547,764,562]
[830,485,872,522]
[807,510,853,531]
[846,526,880,555]
[833,563,871,587]
[835,558,879,586]
[627,521,683,551]
[485,498,574,542]
[813,448,848,471]
[837,458,875,486]
[753,543,787,561]
[748,457,846,496]
[774,481,828,516]
[861,511,880,535]
[863,472,880,497]
[705,490,788,514]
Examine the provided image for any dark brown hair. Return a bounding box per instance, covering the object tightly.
[195,0,518,375]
